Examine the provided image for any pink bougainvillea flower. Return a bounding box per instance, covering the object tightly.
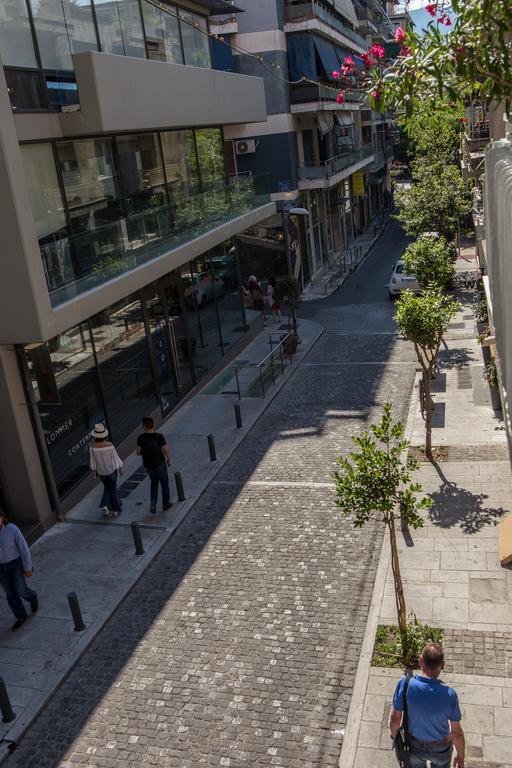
[370,43,385,59]
[445,16,452,26]
[344,56,355,68]
[425,3,437,17]
[362,52,374,69]
[332,69,341,79]
[400,45,412,57]
[437,13,446,23]
[458,117,468,123]
[394,26,406,42]
[336,92,345,104]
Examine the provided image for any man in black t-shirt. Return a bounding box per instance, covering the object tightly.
[136,417,172,513]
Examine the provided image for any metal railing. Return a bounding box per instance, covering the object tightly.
[231,333,295,398]
[290,82,364,105]
[284,0,367,47]
[298,145,373,181]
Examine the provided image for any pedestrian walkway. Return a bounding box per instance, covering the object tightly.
[302,212,388,301]
[344,247,512,768]
[0,318,322,754]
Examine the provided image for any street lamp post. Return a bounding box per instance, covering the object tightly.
[282,206,309,338]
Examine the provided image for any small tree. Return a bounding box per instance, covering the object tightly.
[402,236,456,290]
[395,289,459,459]
[394,165,471,242]
[333,404,430,659]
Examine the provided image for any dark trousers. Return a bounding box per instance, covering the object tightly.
[147,462,170,508]
[0,557,37,619]
[98,471,122,512]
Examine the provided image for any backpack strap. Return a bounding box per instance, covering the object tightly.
[402,675,412,746]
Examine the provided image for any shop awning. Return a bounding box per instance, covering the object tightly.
[336,113,353,126]
[314,36,341,81]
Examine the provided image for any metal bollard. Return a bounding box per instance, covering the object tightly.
[174,471,186,502]
[207,434,217,461]
[0,679,15,723]
[234,403,242,429]
[131,522,144,556]
[67,592,85,632]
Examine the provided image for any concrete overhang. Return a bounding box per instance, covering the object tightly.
[298,154,374,190]
[15,51,268,142]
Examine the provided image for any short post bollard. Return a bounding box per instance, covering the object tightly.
[67,592,85,632]
[207,434,217,461]
[131,522,144,556]
[234,403,242,429]
[174,471,186,502]
[0,679,15,723]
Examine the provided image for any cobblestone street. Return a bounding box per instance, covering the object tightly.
[6,222,417,768]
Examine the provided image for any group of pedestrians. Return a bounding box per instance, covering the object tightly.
[244,275,282,322]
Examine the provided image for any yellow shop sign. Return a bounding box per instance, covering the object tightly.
[352,171,365,196]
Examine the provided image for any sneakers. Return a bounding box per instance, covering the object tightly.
[101,506,110,517]
[12,616,28,631]
[162,502,173,511]
[31,598,38,614]
[150,504,157,514]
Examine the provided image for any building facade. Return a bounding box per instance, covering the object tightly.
[0,0,276,537]
[211,0,395,285]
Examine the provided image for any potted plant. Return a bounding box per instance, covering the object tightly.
[483,358,501,410]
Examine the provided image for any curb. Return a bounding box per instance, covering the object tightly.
[0,324,324,763]
[337,353,420,767]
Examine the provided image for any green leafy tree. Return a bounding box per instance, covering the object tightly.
[406,103,464,167]
[394,165,471,241]
[395,289,459,459]
[402,236,456,289]
[333,404,430,656]
[368,1,512,119]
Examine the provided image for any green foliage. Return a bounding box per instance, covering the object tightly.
[406,103,463,166]
[368,1,512,120]
[395,289,459,361]
[402,236,456,289]
[474,298,489,324]
[373,619,444,668]
[333,403,430,531]
[484,358,498,389]
[394,165,471,241]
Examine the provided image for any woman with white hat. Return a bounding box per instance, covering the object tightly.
[89,423,123,518]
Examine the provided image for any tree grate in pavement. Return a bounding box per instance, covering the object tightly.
[410,444,509,462]
[456,367,473,389]
[443,628,512,678]
[118,468,147,498]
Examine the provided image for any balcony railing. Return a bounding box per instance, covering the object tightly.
[298,145,373,181]
[290,82,365,106]
[284,0,367,47]
[40,176,271,307]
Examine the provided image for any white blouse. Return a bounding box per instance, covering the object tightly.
[89,445,123,476]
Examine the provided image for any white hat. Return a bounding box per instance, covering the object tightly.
[90,423,109,439]
[249,275,257,282]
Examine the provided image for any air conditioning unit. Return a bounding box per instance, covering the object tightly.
[235,139,256,155]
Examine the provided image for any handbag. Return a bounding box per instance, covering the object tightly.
[393,676,412,767]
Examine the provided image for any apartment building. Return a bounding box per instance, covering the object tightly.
[211,0,395,284]
[464,99,512,449]
[0,0,276,537]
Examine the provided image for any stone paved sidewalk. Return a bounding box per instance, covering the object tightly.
[345,250,512,768]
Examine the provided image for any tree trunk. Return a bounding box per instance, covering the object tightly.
[389,515,407,637]
[424,370,433,460]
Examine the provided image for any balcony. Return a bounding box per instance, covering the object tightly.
[290,82,366,113]
[298,145,374,189]
[461,134,488,181]
[368,149,385,172]
[40,177,272,308]
[284,1,367,50]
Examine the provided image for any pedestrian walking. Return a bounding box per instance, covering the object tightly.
[267,276,282,323]
[0,510,38,630]
[248,275,266,319]
[89,423,123,518]
[136,417,173,514]
[390,643,465,768]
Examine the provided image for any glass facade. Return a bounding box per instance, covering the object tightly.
[23,246,248,500]
[2,1,212,111]
[20,128,269,306]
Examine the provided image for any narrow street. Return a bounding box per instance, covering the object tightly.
[6,221,417,768]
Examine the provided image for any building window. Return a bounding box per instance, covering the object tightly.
[195,128,225,191]
[141,1,182,64]
[113,0,146,58]
[28,0,73,71]
[160,129,200,202]
[24,324,106,499]
[179,10,211,68]
[0,0,38,68]
[61,0,99,56]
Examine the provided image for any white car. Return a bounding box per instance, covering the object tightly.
[388,260,421,299]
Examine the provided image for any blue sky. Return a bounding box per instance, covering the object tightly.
[409,4,455,32]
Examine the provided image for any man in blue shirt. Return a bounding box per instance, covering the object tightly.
[390,643,465,768]
[0,510,38,630]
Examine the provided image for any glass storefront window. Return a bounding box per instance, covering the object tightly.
[181,258,224,379]
[24,324,105,499]
[160,130,200,204]
[90,295,158,440]
[0,0,38,68]
[142,1,182,64]
[195,128,225,192]
[179,10,211,68]
[204,242,245,356]
[117,132,166,212]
